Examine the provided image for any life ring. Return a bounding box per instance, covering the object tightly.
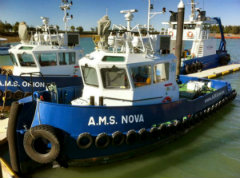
[23,125,60,164]
[95,133,110,149]
[187,31,194,38]
[4,90,13,100]
[162,96,172,103]
[169,31,174,37]
[13,90,24,100]
[76,132,93,149]
[112,131,125,146]
[138,128,149,141]
[126,130,138,145]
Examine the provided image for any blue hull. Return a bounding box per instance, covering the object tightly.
[180,51,230,74]
[0,75,83,106]
[8,75,236,173]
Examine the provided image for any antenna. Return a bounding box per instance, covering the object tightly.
[106,8,108,16]
[60,0,73,32]
[120,9,138,31]
[147,0,165,34]
[188,0,197,21]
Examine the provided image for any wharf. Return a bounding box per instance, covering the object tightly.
[187,64,240,79]
[0,118,8,145]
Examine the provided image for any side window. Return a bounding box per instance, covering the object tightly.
[10,53,18,66]
[59,52,76,65]
[81,66,99,87]
[18,53,36,67]
[37,53,57,66]
[131,65,152,87]
[153,63,169,83]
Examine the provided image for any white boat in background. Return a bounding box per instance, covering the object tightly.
[161,0,230,74]
[0,0,83,108]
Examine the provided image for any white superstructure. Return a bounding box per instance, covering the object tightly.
[72,10,179,107]
[8,0,82,77]
[162,0,217,58]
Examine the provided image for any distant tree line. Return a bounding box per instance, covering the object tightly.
[1,20,240,35]
[210,25,240,34]
[0,20,97,34]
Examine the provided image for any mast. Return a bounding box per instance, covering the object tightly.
[60,0,73,32]
[147,0,165,34]
[189,0,196,21]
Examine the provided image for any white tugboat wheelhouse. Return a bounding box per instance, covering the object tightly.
[72,9,179,106]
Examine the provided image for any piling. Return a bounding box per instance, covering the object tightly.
[175,0,185,76]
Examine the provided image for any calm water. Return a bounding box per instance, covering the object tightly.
[1,39,240,178]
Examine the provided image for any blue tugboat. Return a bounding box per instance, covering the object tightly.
[8,9,236,174]
[0,1,82,109]
[161,0,230,74]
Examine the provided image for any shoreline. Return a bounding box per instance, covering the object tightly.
[1,33,240,43]
[0,34,95,43]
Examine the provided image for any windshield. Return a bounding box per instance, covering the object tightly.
[101,67,130,89]
[81,66,99,87]
[17,53,36,67]
[131,65,152,87]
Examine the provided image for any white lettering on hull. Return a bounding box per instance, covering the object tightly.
[88,114,144,126]
[0,81,45,88]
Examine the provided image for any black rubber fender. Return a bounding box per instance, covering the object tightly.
[126,130,138,145]
[158,123,167,136]
[24,92,32,97]
[191,63,197,73]
[138,128,149,141]
[95,133,110,149]
[150,127,159,139]
[112,131,125,146]
[185,64,191,74]
[13,90,24,100]
[23,125,60,164]
[4,90,13,100]
[8,102,23,174]
[76,132,93,149]
[0,90,3,98]
[1,68,7,75]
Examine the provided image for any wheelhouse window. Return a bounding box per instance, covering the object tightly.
[18,53,36,67]
[10,53,18,66]
[101,66,129,89]
[153,63,169,83]
[81,66,99,87]
[59,52,76,65]
[102,56,125,62]
[36,53,57,66]
[131,65,152,87]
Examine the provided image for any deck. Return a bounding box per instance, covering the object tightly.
[187,64,240,79]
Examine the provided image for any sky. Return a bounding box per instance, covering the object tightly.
[0,0,240,31]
